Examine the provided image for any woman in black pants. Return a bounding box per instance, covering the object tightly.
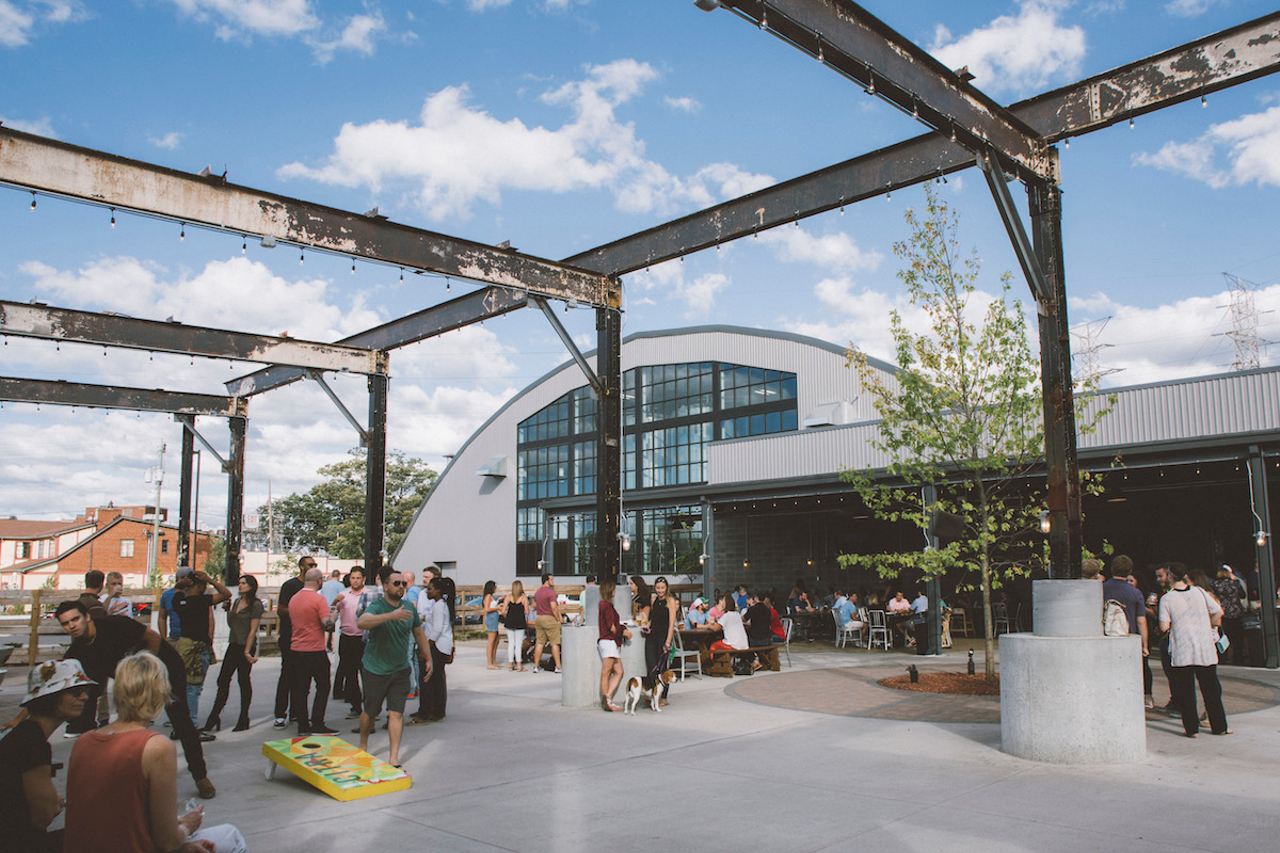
[205,575,263,732]
[416,576,455,723]
[646,577,679,694]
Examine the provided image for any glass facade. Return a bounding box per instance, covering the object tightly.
[514,359,799,575]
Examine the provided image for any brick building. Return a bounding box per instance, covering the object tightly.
[0,504,214,590]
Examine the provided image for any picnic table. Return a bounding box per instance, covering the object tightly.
[677,626,723,670]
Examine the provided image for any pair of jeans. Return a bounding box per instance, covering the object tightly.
[208,642,254,726]
[290,650,332,730]
[334,633,365,711]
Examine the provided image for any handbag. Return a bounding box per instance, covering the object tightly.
[1215,631,1229,655]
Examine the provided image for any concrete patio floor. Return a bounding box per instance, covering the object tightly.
[3,637,1278,853]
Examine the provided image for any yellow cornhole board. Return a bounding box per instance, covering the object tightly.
[263,736,410,801]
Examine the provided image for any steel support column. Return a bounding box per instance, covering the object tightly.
[596,308,623,584]
[1028,180,1082,578]
[1248,447,1278,668]
[225,416,245,586]
[922,484,943,655]
[365,368,389,577]
[177,415,195,568]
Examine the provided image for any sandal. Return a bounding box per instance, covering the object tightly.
[605,702,622,712]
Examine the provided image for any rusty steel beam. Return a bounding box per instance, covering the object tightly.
[0,299,380,374]
[0,376,246,417]
[569,10,1280,275]
[227,285,526,396]
[708,0,1052,181]
[0,126,618,309]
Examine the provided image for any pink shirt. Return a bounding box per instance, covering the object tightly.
[290,587,329,652]
[335,588,365,637]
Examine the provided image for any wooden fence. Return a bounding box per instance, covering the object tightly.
[0,581,705,666]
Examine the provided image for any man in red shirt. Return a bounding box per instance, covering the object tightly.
[532,573,562,673]
[289,568,337,735]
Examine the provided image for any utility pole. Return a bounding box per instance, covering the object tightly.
[148,443,166,587]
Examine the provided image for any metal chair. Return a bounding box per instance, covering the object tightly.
[671,629,703,680]
[778,617,793,666]
[866,609,890,651]
[835,609,867,649]
[994,603,1010,635]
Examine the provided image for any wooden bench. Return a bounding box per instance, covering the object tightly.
[708,644,780,677]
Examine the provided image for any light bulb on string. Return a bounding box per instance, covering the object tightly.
[110,208,116,228]
[1064,138,1070,148]
[399,268,404,282]
[1201,94,1208,108]
[241,237,247,254]
[866,75,875,96]
[1129,118,1135,129]
[351,259,356,274]
[180,223,185,241]
[30,192,36,211]
[299,249,305,265]
[445,277,450,292]
[759,8,767,29]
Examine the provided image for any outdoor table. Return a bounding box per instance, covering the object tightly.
[678,626,723,669]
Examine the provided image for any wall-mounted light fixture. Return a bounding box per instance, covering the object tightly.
[1040,510,1052,535]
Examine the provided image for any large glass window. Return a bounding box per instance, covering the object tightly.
[515,358,799,571]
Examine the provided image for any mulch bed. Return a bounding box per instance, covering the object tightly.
[877,671,1000,696]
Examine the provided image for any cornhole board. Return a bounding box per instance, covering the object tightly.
[263,736,410,801]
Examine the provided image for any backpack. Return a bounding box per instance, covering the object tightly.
[1103,600,1129,637]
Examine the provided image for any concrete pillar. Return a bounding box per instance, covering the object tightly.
[1000,580,1145,763]
[562,585,640,708]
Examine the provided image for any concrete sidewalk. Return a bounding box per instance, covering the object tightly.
[4,639,1279,852]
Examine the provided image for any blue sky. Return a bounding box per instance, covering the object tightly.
[2,0,1278,533]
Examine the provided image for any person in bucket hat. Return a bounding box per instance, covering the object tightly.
[0,659,96,852]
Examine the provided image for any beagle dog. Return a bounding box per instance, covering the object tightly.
[624,669,676,715]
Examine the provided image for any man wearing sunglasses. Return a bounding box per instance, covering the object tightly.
[356,569,431,768]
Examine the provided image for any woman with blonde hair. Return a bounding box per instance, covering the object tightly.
[502,580,531,671]
[64,652,247,853]
[482,580,502,670]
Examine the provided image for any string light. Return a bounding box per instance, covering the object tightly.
[759,7,767,29]
[1064,138,1070,149]
[1129,118,1135,129]
[30,192,37,211]
[241,237,247,254]
[110,208,116,228]
[399,268,404,282]
[445,277,451,292]
[1201,94,1208,108]
[886,184,892,201]
[299,248,305,265]
[351,259,356,274]
[180,223,186,241]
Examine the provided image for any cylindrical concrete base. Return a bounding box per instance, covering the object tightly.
[1001,633,1146,763]
[560,626,646,708]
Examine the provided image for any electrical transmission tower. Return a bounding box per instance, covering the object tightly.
[1221,272,1269,371]
[1071,317,1121,385]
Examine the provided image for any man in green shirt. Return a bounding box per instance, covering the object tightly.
[356,568,431,767]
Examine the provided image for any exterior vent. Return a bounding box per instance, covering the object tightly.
[476,456,508,478]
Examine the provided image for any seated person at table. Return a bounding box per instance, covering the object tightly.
[707,598,726,622]
[886,591,911,615]
[684,598,709,628]
[788,591,816,615]
[762,594,786,642]
[743,593,774,671]
[708,595,749,653]
[734,585,749,611]
[899,588,929,644]
[835,591,865,631]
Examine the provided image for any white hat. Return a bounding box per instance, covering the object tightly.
[23,658,96,707]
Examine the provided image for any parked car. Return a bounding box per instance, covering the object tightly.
[454,595,484,625]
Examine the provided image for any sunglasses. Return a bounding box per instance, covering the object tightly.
[388,580,407,588]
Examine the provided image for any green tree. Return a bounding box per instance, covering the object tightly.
[838,184,1106,681]
[260,449,437,559]
[201,536,227,581]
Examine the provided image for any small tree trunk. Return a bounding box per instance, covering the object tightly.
[981,553,996,683]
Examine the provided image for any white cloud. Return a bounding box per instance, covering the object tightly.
[1165,0,1226,16]
[168,0,320,39]
[1069,283,1280,384]
[308,10,388,64]
[467,0,512,10]
[758,227,883,273]
[784,278,1004,366]
[17,255,380,340]
[0,113,55,136]
[930,2,1086,95]
[664,96,701,114]
[149,131,184,150]
[0,0,85,47]
[278,59,773,220]
[1134,104,1280,189]
[632,260,728,318]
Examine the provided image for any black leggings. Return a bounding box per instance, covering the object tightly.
[208,642,253,724]
[418,644,448,720]
[334,633,365,710]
